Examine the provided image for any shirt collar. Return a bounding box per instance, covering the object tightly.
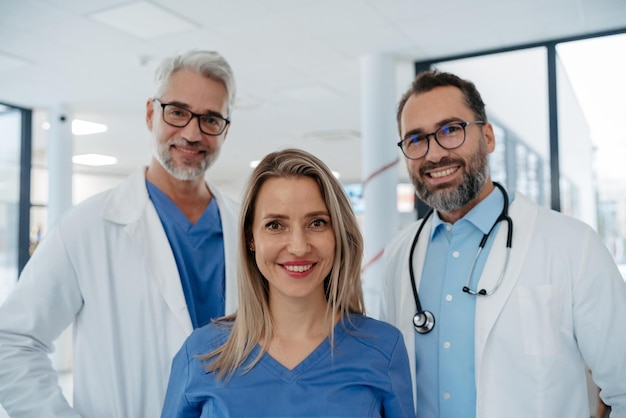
[429,184,508,240]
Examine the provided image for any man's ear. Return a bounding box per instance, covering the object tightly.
[483,122,496,154]
[146,99,155,132]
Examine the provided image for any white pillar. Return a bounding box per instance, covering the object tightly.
[47,104,74,374]
[47,104,73,227]
[360,53,400,318]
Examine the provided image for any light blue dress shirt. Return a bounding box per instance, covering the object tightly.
[414,187,507,418]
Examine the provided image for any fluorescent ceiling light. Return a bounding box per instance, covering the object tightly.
[42,119,108,135]
[89,2,197,39]
[73,154,118,166]
[72,119,108,135]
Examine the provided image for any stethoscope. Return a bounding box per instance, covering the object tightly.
[409,182,513,334]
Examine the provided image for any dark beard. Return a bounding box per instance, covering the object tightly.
[412,141,489,212]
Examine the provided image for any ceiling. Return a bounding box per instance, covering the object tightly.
[1,0,626,199]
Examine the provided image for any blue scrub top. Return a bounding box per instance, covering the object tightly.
[147,181,226,328]
[162,314,416,417]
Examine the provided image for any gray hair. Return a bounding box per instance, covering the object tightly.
[154,50,237,117]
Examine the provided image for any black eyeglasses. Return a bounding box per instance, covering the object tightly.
[397,121,485,160]
[153,98,230,136]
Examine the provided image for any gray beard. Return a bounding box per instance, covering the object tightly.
[413,144,489,212]
[154,141,214,181]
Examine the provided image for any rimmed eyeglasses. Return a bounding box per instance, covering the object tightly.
[397,120,485,160]
[153,98,230,136]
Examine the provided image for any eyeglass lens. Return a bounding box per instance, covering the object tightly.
[162,104,227,135]
[401,123,467,159]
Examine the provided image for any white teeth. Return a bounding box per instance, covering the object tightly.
[430,167,456,178]
[284,264,312,273]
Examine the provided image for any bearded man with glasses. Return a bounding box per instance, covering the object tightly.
[0,50,240,417]
[379,70,626,418]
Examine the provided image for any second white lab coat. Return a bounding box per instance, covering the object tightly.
[381,193,626,418]
[0,167,239,417]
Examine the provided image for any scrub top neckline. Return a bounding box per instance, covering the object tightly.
[256,315,354,383]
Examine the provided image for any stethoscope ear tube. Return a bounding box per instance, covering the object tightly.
[408,209,435,334]
[408,182,512,334]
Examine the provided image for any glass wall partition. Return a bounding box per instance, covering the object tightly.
[431,48,551,209]
[0,103,31,304]
[557,33,626,273]
[410,28,626,280]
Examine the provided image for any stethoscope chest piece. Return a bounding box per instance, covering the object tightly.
[408,182,512,335]
[413,310,435,334]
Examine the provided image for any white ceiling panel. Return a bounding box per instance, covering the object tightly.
[0,0,624,199]
[88,2,198,39]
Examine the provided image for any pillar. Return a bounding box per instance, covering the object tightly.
[360,53,400,318]
[47,104,73,374]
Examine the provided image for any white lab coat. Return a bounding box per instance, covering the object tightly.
[0,167,239,418]
[381,193,626,418]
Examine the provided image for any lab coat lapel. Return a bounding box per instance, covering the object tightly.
[409,217,432,310]
[474,195,537,371]
[132,206,193,335]
[404,217,432,398]
[104,167,193,335]
[208,185,239,314]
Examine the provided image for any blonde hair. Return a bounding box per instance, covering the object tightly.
[201,148,364,379]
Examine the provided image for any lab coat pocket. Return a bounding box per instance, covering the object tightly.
[517,284,561,357]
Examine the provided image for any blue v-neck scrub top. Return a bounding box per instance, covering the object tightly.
[161,314,416,417]
[147,181,226,328]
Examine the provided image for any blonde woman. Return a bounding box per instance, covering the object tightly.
[162,148,415,417]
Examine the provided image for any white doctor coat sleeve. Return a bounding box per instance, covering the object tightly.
[0,224,83,417]
[572,226,626,415]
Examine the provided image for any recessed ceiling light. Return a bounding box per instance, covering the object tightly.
[72,119,108,136]
[73,154,118,166]
[89,1,196,39]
